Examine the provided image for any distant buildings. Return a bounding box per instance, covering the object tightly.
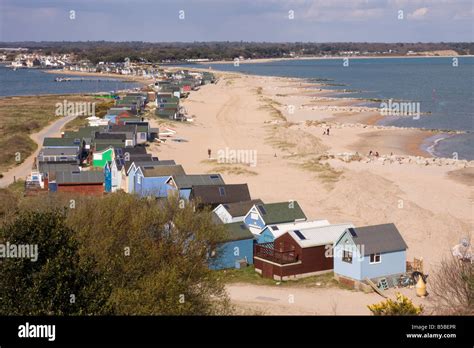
[9,53,72,68]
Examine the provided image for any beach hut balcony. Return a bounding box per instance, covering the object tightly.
[254,242,298,265]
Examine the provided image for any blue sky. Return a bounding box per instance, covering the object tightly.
[0,0,473,42]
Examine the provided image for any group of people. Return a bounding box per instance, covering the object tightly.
[368,150,380,157]
[322,128,330,136]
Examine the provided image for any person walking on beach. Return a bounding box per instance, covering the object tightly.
[208,148,211,159]
[327,128,330,136]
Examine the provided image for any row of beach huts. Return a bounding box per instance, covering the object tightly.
[24,69,410,291]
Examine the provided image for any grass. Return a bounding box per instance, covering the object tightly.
[265,136,296,152]
[201,159,258,176]
[217,265,338,288]
[259,99,286,122]
[217,265,276,286]
[305,120,325,127]
[223,75,240,86]
[0,134,37,174]
[0,94,113,172]
[209,165,258,176]
[7,179,25,196]
[62,116,89,131]
[259,104,286,121]
[298,159,343,184]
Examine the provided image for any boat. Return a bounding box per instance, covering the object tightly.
[54,77,72,82]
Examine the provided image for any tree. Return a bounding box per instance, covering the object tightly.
[368,293,423,316]
[66,192,233,315]
[0,210,112,315]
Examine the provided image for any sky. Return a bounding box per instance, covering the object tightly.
[0,0,473,42]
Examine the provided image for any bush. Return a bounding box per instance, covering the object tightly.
[0,210,112,315]
[368,293,423,316]
[430,253,473,315]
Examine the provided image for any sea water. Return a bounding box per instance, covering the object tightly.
[0,64,140,97]
[189,57,474,160]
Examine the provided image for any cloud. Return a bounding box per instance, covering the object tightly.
[408,7,429,20]
[1,0,473,42]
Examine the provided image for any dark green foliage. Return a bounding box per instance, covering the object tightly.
[66,193,232,315]
[0,210,112,315]
[0,192,233,315]
[1,42,472,63]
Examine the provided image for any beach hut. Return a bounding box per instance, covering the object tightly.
[104,161,112,192]
[125,159,175,193]
[208,222,254,270]
[257,219,331,244]
[93,132,128,149]
[333,223,408,288]
[170,174,225,200]
[213,199,264,224]
[254,223,353,280]
[92,146,114,168]
[134,165,186,198]
[42,137,82,151]
[50,170,104,196]
[190,184,251,209]
[63,126,104,151]
[37,147,80,165]
[243,201,307,236]
[122,121,150,144]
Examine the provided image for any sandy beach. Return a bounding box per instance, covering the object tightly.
[146,71,473,315]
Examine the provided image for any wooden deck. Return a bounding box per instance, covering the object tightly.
[254,242,298,265]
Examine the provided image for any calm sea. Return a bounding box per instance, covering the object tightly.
[0,64,140,97]
[189,57,474,160]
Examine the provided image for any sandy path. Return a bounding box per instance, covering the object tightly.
[0,113,79,188]
[226,283,427,315]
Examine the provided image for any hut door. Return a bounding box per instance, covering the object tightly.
[262,262,273,279]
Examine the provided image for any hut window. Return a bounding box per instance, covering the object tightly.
[342,250,352,263]
[369,253,381,264]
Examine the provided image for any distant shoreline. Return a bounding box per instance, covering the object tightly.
[194,54,474,65]
[42,69,150,86]
[179,59,472,160]
[0,66,148,98]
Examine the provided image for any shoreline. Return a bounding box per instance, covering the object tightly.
[180,67,470,160]
[38,67,461,160]
[4,66,470,161]
[42,69,150,86]
[0,68,149,99]
[193,54,474,65]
